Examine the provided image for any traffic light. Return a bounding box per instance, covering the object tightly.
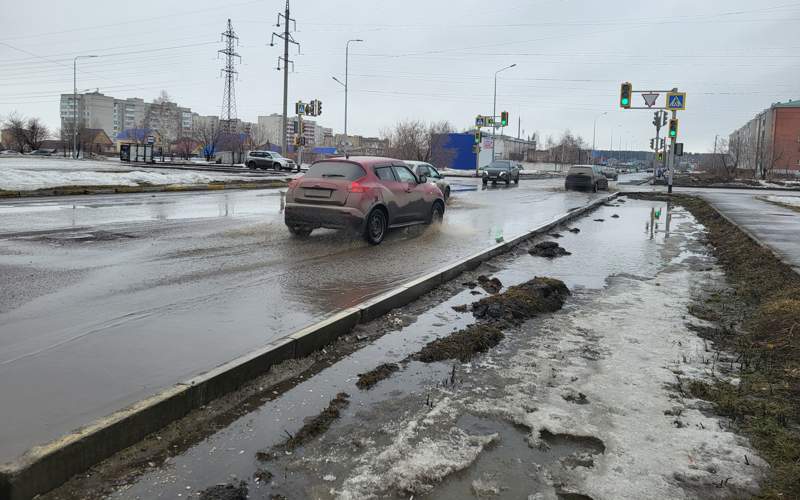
[620,82,632,109]
[474,129,482,144]
[293,134,301,147]
[500,111,509,127]
[657,151,664,162]
[315,100,322,116]
[668,118,678,138]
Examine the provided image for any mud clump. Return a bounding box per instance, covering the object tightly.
[549,232,563,238]
[529,241,571,259]
[356,363,400,389]
[257,393,350,461]
[472,277,570,323]
[568,228,580,233]
[415,324,504,363]
[593,218,605,222]
[199,481,248,500]
[611,214,620,218]
[477,275,503,294]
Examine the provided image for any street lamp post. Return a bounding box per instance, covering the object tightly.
[492,63,516,161]
[331,39,362,155]
[73,55,97,159]
[591,112,607,165]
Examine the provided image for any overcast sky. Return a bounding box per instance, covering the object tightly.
[1,0,798,152]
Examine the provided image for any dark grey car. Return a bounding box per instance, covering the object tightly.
[480,160,522,185]
[565,165,608,192]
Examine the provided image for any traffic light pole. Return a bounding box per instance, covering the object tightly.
[667,109,676,194]
[297,113,303,169]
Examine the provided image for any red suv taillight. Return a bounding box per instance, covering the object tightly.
[348,177,367,193]
[288,176,303,189]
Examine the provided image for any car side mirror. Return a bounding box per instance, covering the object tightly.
[418,175,427,184]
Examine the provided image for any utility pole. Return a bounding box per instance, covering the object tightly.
[72,55,97,159]
[492,63,516,161]
[271,1,299,156]
[219,19,241,137]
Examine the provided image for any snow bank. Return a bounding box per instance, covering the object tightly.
[0,157,270,190]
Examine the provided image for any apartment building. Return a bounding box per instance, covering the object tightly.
[730,100,800,175]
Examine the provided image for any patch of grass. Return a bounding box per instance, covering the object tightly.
[415,324,504,363]
[256,392,350,461]
[627,192,800,499]
[471,277,570,323]
[356,363,400,390]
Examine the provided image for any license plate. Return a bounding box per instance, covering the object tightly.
[304,188,332,198]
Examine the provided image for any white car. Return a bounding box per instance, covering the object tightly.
[245,151,297,171]
[404,160,451,200]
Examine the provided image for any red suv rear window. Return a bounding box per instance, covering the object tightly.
[305,161,366,180]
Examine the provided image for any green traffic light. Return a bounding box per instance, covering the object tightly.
[621,98,629,105]
[669,130,676,137]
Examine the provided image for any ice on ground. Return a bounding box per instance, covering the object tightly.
[336,399,496,500]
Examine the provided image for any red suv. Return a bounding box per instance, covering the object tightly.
[285,157,446,245]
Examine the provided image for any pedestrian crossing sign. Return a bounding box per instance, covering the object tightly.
[666,92,686,110]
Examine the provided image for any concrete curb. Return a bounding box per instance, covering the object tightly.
[0,180,288,199]
[0,193,617,500]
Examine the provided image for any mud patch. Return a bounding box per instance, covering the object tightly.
[257,393,350,461]
[198,481,248,500]
[356,363,400,389]
[472,277,570,323]
[593,219,605,222]
[529,241,571,259]
[416,324,504,363]
[477,275,503,294]
[549,232,563,238]
[568,227,580,233]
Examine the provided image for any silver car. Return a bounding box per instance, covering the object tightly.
[404,161,450,200]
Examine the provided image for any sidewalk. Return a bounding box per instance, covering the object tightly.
[698,191,800,275]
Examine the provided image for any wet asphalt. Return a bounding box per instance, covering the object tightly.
[0,176,611,463]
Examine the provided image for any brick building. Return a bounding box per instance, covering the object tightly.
[730,100,800,176]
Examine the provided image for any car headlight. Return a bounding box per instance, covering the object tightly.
[499,171,507,177]
[481,171,488,176]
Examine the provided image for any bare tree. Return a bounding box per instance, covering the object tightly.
[174,136,197,160]
[146,91,179,160]
[24,117,49,151]
[194,120,222,162]
[248,123,272,150]
[703,137,740,181]
[762,145,784,180]
[382,120,455,165]
[3,112,28,153]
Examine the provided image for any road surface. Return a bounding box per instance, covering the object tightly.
[0,176,609,462]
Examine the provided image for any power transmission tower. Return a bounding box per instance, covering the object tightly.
[219,19,241,134]
[270,0,300,155]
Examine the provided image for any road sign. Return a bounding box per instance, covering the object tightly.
[675,143,684,156]
[295,102,307,115]
[475,116,486,127]
[666,92,686,110]
[641,93,659,107]
[146,136,155,145]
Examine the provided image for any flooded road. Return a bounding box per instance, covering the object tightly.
[0,177,609,463]
[74,197,763,500]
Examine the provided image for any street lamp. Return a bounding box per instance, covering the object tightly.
[592,112,607,164]
[331,39,363,154]
[73,55,97,159]
[492,63,516,161]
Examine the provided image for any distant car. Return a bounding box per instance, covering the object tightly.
[480,160,522,185]
[601,168,619,181]
[0,150,21,156]
[404,160,450,200]
[284,156,445,245]
[245,150,296,171]
[565,165,609,192]
[29,149,55,156]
